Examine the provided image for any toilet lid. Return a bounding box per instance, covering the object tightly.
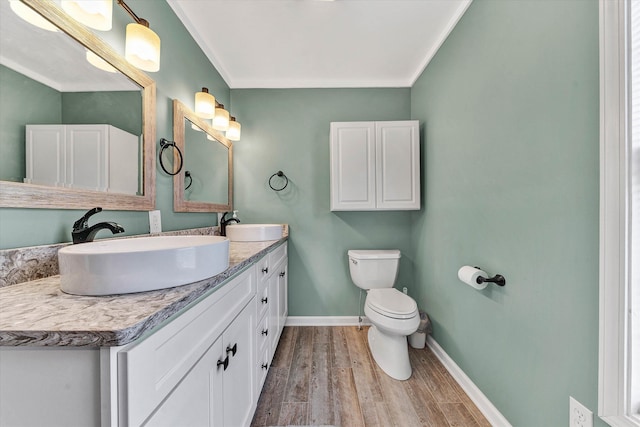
[367,288,418,319]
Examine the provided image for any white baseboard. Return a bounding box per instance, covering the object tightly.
[427,336,511,427]
[285,316,370,326]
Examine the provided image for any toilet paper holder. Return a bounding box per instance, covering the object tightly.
[474,267,506,287]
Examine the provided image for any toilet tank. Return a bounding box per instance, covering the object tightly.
[347,249,401,290]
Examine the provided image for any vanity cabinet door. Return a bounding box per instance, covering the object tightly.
[143,338,224,427]
[222,300,257,427]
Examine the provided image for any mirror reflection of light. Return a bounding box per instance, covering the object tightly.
[61,0,112,31]
[9,0,59,32]
[85,50,117,73]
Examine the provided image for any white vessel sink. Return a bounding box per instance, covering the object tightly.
[59,236,229,296]
[225,224,283,242]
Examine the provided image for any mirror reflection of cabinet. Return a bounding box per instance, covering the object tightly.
[173,99,233,213]
[25,124,139,195]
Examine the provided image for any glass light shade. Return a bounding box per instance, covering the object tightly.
[9,0,58,32]
[191,122,204,132]
[226,120,241,141]
[125,23,161,72]
[86,50,117,73]
[212,107,230,131]
[195,88,216,119]
[61,0,113,31]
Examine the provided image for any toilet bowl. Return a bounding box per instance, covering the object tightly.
[348,250,420,380]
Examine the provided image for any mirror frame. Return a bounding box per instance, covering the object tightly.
[173,99,233,213]
[0,0,156,210]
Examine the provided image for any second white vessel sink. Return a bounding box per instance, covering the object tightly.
[225,224,283,242]
[59,235,229,296]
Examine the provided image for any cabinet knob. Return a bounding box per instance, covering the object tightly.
[279,271,286,277]
[226,343,237,357]
[262,267,269,274]
[261,297,268,304]
[217,355,229,371]
[261,363,268,370]
[261,329,269,336]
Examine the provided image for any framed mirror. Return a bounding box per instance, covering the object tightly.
[0,0,156,210]
[172,99,233,213]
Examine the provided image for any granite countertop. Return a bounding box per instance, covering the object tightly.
[0,237,287,348]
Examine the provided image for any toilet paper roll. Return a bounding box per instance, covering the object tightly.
[458,266,488,290]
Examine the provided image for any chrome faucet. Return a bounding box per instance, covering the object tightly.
[72,207,125,244]
[220,210,240,236]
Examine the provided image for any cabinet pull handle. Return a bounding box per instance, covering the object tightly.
[226,343,237,357]
[261,329,269,336]
[262,267,269,274]
[279,271,286,277]
[261,297,268,304]
[217,356,229,371]
[261,363,269,370]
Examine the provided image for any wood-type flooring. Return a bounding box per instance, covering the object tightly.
[251,326,491,427]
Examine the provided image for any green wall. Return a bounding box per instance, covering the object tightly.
[230,88,414,316]
[0,1,609,425]
[0,0,229,249]
[410,0,602,425]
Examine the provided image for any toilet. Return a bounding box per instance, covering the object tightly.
[348,249,420,380]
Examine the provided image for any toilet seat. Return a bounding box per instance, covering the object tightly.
[366,288,418,320]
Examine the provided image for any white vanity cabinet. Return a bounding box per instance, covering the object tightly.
[0,240,289,427]
[255,242,288,393]
[330,121,420,211]
[118,266,257,427]
[25,124,139,195]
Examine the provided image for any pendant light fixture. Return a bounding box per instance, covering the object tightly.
[118,0,161,72]
[212,102,230,131]
[226,117,241,141]
[194,88,216,120]
[61,0,113,31]
[9,0,58,32]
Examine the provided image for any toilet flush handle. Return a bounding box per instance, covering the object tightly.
[351,259,358,265]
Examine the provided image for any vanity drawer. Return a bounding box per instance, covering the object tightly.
[257,314,270,352]
[119,267,256,427]
[257,279,269,320]
[256,344,270,392]
[257,255,270,283]
[269,242,287,269]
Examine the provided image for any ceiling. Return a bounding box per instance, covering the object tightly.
[167,0,472,89]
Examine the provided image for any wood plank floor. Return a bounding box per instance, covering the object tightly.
[251,326,491,427]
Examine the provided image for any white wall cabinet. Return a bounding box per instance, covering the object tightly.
[330,120,420,211]
[25,124,139,195]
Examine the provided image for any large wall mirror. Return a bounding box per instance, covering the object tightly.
[173,99,232,213]
[0,0,156,210]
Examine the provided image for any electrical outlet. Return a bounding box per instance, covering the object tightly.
[403,287,408,295]
[569,396,593,427]
[149,210,162,233]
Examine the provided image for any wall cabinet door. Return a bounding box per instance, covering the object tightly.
[330,122,376,210]
[330,121,420,211]
[375,121,420,210]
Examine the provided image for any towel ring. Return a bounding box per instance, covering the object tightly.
[269,171,289,191]
[159,138,183,176]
